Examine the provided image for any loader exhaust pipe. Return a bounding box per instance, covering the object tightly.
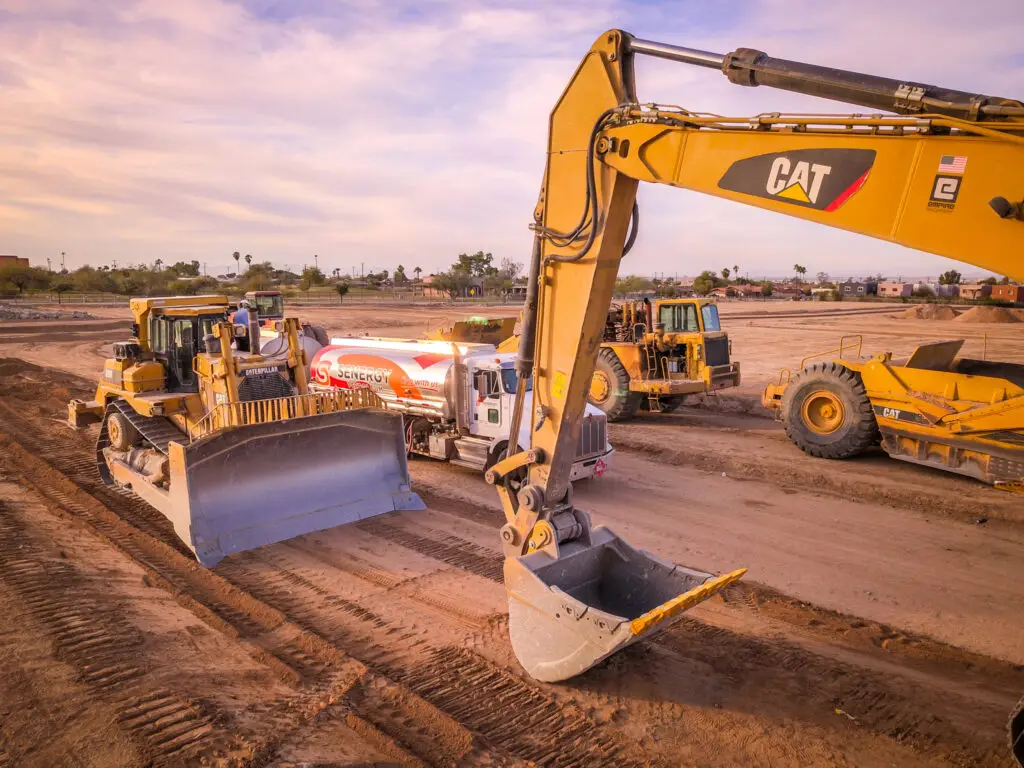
[627,37,1022,121]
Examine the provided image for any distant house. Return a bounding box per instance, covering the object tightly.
[991,284,1022,305]
[810,287,837,300]
[914,282,959,298]
[735,284,763,298]
[0,255,30,268]
[841,280,878,297]
[877,281,913,298]
[710,286,734,299]
[959,284,992,301]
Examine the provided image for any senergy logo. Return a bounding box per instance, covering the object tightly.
[718,149,875,212]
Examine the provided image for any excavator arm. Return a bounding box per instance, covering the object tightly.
[489,29,1023,682]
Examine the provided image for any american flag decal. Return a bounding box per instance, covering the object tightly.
[937,155,967,174]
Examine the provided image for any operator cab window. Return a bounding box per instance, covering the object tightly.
[659,303,700,333]
[253,295,283,318]
[701,304,721,332]
[149,315,168,354]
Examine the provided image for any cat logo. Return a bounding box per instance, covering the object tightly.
[766,158,832,204]
[719,149,876,212]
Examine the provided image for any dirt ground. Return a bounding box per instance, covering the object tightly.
[0,300,1022,767]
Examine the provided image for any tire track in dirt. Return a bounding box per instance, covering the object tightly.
[0,502,244,765]
[0,433,471,767]
[352,507,1018,766]
[0,374,640,767]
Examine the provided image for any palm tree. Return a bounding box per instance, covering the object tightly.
[721,267,731,281]
[793,264,807,282]
[232,251,241,273]
[413,266,422,281]
[733,264,739,280]
[154,258,163,272]
[245,254,252,266]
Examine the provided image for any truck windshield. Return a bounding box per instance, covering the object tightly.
[501,368,532,394]
[252,294,284,318]
[701,304,721,331]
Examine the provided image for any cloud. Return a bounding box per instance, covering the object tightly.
[0,0,1020,277]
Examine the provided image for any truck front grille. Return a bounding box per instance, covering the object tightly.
[576,414,608,459]
[705,337,730,367]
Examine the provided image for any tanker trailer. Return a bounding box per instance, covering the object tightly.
[310,337,614,487]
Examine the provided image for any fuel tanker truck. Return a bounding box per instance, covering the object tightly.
[310,337,614,486]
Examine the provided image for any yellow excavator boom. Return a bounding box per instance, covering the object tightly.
[490,30,1023,681]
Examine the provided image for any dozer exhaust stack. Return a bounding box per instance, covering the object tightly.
[108,408,424,567]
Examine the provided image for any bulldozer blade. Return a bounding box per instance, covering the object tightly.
[165,409,424,567]
[505,525,745,682]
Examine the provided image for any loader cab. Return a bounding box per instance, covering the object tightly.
[245,291,284,323]
[148,309,227,393]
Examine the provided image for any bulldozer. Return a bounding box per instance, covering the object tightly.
[589,297,740,420]
[484,28,1022,682]
[68,295,423,567]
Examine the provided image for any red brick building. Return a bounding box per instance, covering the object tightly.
[0,255,30,268]
[991,284,1022,305]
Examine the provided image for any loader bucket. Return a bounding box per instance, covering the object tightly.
[165,409,424,567]
[505,525,745,682]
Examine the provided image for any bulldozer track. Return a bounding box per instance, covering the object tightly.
[0,400,645,767]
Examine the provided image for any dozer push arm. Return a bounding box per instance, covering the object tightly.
[500,30,1024,549]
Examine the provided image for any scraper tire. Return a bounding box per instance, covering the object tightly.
[781,362,879,459]
[590,348,642,422]
[1010,696,1024,767]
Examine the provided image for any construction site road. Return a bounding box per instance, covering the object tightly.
[1,302,1022,767]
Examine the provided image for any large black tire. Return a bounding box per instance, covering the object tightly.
[487,441,528,494]
[781,362,879,459]
[589,348,642,422]
[106,411,141,451]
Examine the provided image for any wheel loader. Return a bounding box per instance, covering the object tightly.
[68,295,423,567]
[485,28,1022,682]
[493,298,741,421]
[590,297,739,420]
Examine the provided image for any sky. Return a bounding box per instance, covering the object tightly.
[1,0,1021,279]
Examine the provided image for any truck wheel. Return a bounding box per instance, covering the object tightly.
[106,411,141,451]
[781,362,879,459]
[1010,696,1024,767]
[589,348,642,422]
[488,441,528,494]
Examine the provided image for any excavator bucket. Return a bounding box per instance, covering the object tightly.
[162,409,424,567]
[505,523,745,682]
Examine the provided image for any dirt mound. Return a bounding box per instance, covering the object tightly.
[952,306,1022,324]
[0,304,97,321]
[900,304,958,320]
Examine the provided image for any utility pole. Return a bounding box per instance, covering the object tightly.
[313,254,319,272]
[203,262,207,276]
[361,262,365,278]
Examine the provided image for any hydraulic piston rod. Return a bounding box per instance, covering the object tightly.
[627,36,1022,121]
